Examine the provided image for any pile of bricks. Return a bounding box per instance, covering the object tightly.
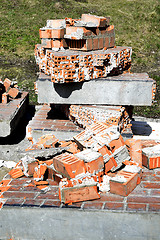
[0,14,159,210]
[1,121,160,206]
[35,14,132,83]
[0,78,21,104]
[68,105,132,132]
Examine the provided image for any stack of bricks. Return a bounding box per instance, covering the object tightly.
[35,14,132,83]
[68,105,132,132]
[0,78,20,104]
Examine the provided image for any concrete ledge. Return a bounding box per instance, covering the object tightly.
[36,73,155,106]
[0,208,160,240]
[0,92,29,137]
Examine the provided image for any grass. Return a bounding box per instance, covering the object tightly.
[0,0,160,116]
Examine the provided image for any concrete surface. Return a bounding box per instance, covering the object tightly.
[0,208,160,240]
[36,73,155,106]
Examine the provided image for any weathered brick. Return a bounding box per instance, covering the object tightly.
[22,199,44,207]
[41,200,61,208]
[148,203,160,211]
[83,202,103,210]
[127,196,160,203]
[127,203,146,212]
[3,198,24,207]
[2,191,36,199]
[104,202,124,210]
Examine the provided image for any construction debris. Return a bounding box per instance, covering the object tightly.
[0,14,158,208]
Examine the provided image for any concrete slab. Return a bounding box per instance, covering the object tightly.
[0,92,29,137]
[0,208,160,240]
[36,73,155,106]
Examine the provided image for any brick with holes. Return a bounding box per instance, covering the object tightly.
[142,144,160,169]
[109,167,141,196]
[75,149,104,174]
[53,152,86,179]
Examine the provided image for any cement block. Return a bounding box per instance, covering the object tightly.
[36,73,155,106]
[0,92,29,137]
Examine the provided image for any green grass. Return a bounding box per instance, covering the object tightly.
[0,0,160,116]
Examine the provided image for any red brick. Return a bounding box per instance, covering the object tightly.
[9,168,24,179]
[104,37,109,49]
[22,199,44,207]
[28,161,39,177]
[81,14,108,27]
[127,196,160,203]
[41,39,52,48]
[109,36,115,48]
[36,192,59,200]
[8,87,19,99]
[125,139,142,167]
[41,200,61,208]
[110,171,139,196]
[2,93,8,104]
[75,149,103,174]
[149,203,160,211]
[6,185,22,192]
[51,28,65,38]
[0,179,11,186]
[100,193,124,202]
[98,38,104,49]
[143,182,160,189]
[92,38,99,50]
[2,191,36,199]
[10,178,28,185]
[127,203,146,211]
[59,181,100,204]
[53,152,86,179]
[3,198,24,207]
[3,78,11,91]
[104,202,124,210]
[23,186,41,192]
[107,25,115,34]
[86,38,92,50]
[39,29,52,38]
[83,202,103,210]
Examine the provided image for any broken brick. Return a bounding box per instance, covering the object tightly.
[9,168,24,179]
[110,170,140,196]
[125,139,142,167]
[53,152,86,179]
[59,178,100,204]
[8,87,19,99]
[3,78,11,91]
[142,144,160,169]
[75,149,104,174]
